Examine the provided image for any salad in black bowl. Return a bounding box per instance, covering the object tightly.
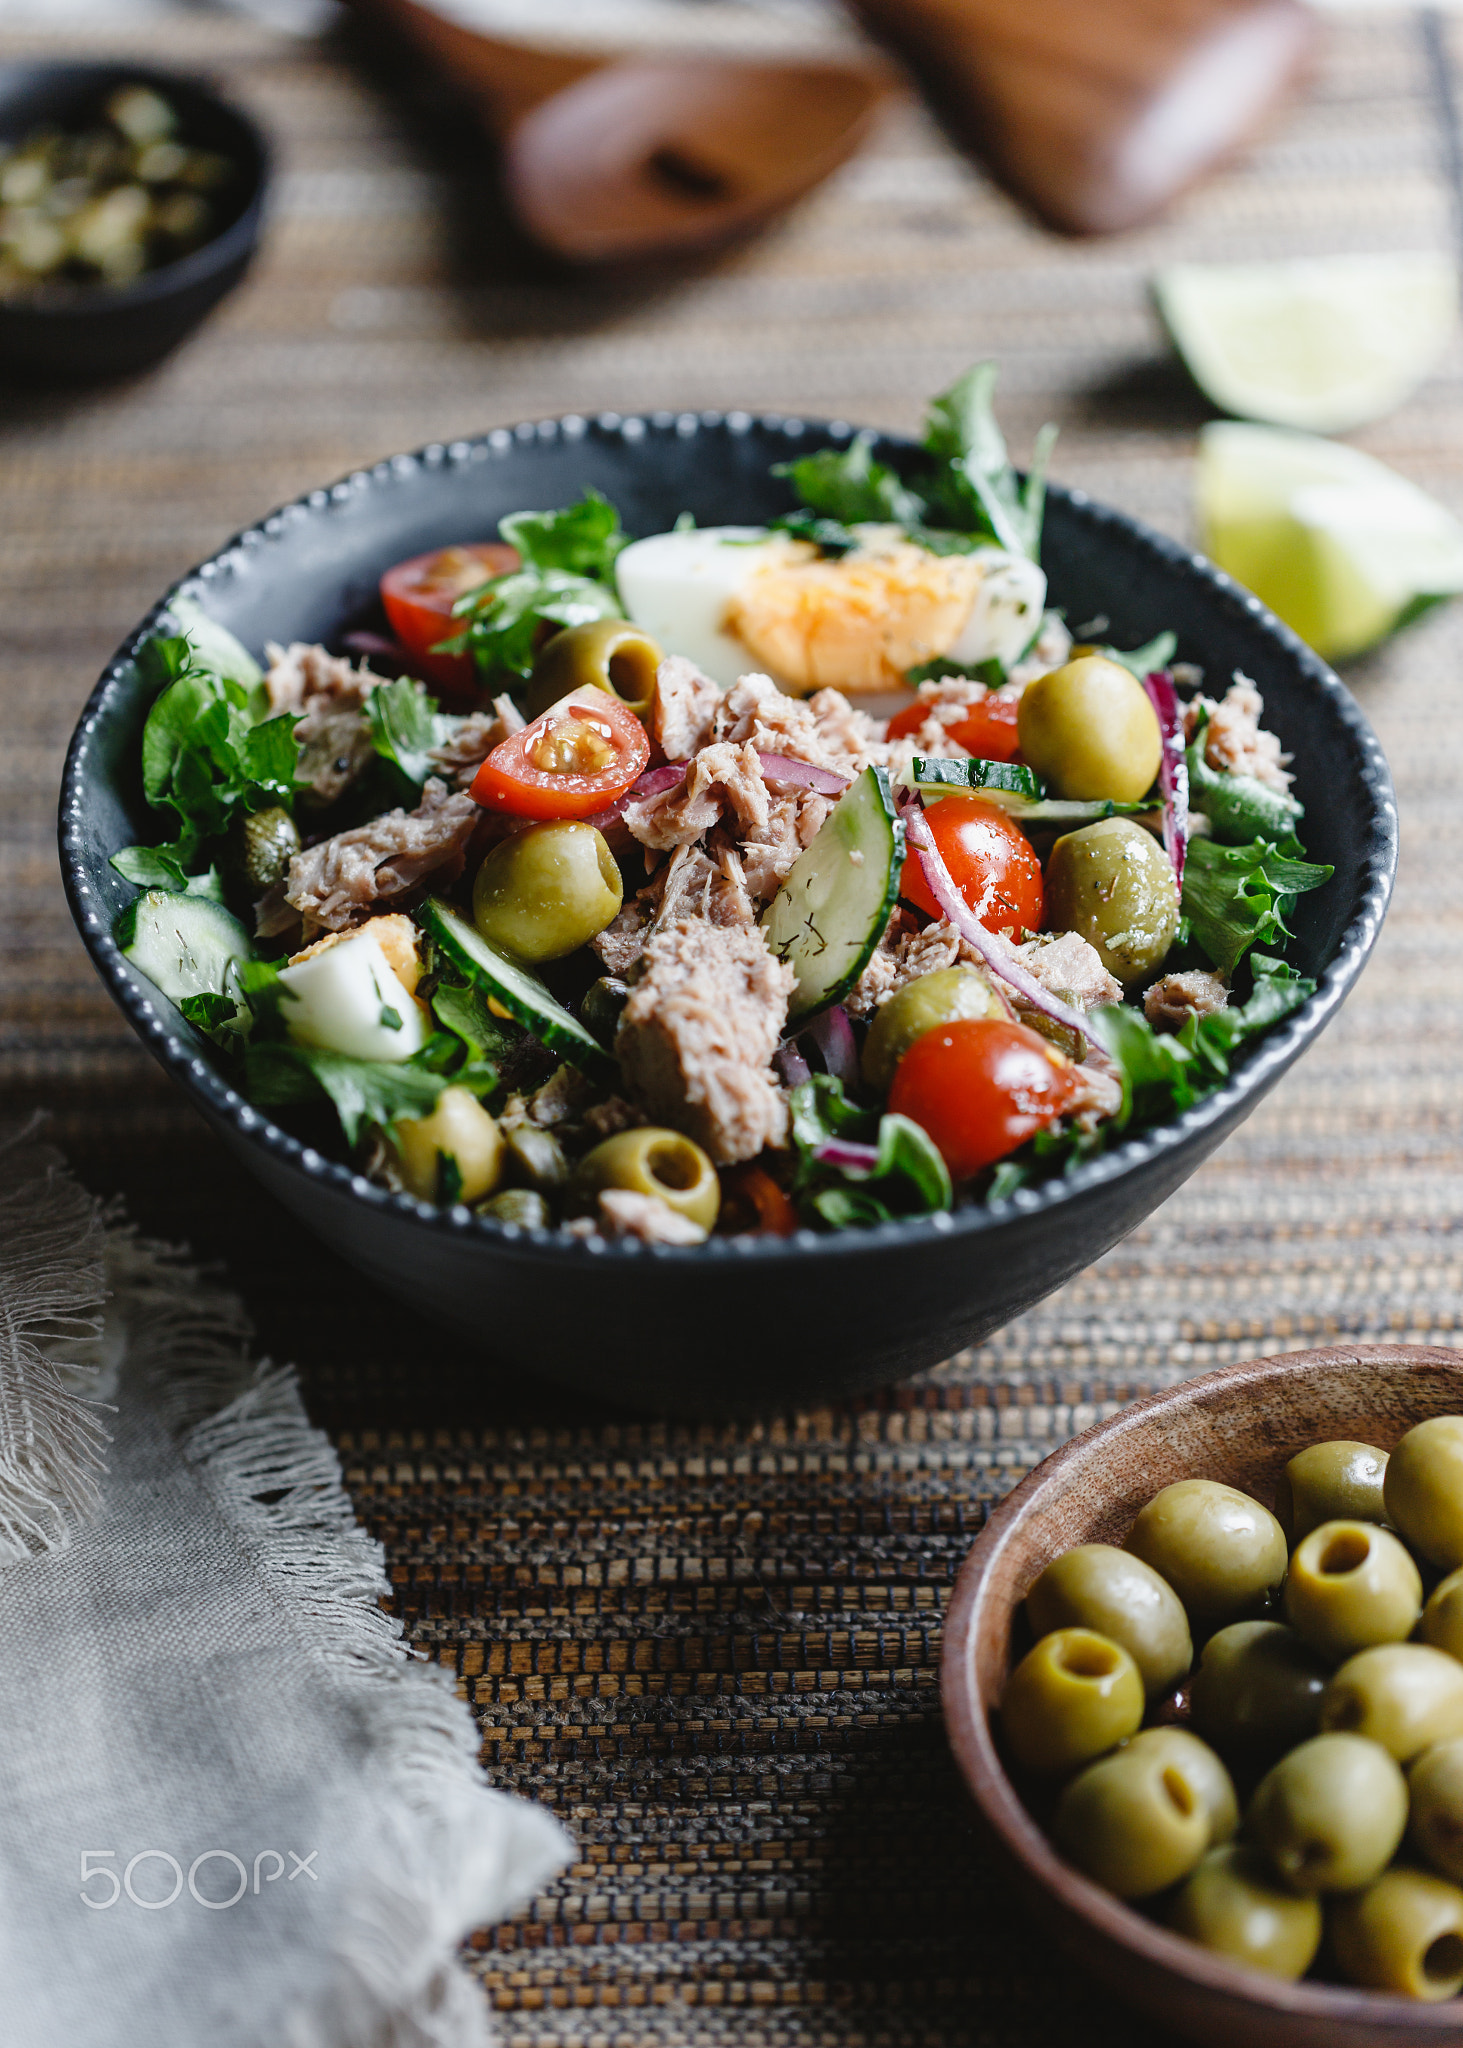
[61,368,1394,1410]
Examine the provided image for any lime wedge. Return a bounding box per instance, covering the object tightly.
[1197,421,1463,661]
[1157,253,1457,433]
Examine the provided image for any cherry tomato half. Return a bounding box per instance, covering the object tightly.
[381,543,519,696]
[470,689,650,820]
[900,796,1043,935]
[888,1018,1082,1180]
[887,685,1024,762]
[718,1163,799,1237]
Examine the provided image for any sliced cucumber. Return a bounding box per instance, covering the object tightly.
[909,754,1150,826]
[760,765,903,1022]
[417,898,616,1081]
[116,890,252,1009]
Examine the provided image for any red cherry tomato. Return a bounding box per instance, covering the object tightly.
[380,543,519,696]
[887,686,1023,762]
[888,1018,1082,1180]
[470,689,650,820]
[900,796,1043,935]
[718,1164,799,1237]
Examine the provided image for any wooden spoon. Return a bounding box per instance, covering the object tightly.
[846,0,1318,236]
[339,0,890,264]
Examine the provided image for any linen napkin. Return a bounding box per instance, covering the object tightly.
[0,1124,570,2048]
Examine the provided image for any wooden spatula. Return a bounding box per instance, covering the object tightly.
[339,0,890,264]
[846,0,1318,235]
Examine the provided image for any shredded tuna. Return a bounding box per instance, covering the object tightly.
[1015,931,1122,1011]
[427,695,524,786]
[263,641,375,717]
[284,777,478,932]
[615,916,794,1164]
[593,841,757,978]
[597,1189,707,1244]
[1066,1061,1125,1130]
[623,740,768,851]
[651,655,722,762]
[737,788,833,904]
[1186,674,1293,793]
[1144,969,1229,1032]
[263,641,379,805]
[711,671,877,776]
[582,1096,647,1140]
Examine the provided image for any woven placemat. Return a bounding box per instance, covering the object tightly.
[3,10,1463,2039]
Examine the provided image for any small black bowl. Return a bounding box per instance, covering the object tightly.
[59,414,1397,1412]
[0,62,269,380]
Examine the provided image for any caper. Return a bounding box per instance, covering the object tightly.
[1321,1645,1463,1763]
[503,1122,569,1191]
[523,618,663,721]
[1167,1844,1323,1981]
[1409,1737,1463,1883]
[390,1087,503,1204]
[1249,1733,1407,1893]
[1000,1627,1144,1776]
[1284,1520,1423,1663]
[1385,1415,1463,1572]
[1276,1438,1389,1545]
[233,804,300,893]
[581,975,629,1047]
[1016,655,1163,804]
[473,820,623,963]
[1189,1621,1328,1762]
[1330,1866,1463,2000]
[479,1187,551,1229]
[1125,1479,1287,1628]
[1044,818,1179,985]
[1024,1543,1192,1697]
[1054,1738,1211,1897]
[574,1127,720,1232]
[861,967,1004,1092]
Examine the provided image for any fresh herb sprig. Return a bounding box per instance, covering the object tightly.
[446,489,628,685]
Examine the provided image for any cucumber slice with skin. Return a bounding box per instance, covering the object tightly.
[417,898,616,1081]
[761,765,903,1022]
[909,755,1150,826]
[116,889,252,1007]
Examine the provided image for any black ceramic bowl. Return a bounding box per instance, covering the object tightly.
[0,63,268,380]
[59,414,1396,1412]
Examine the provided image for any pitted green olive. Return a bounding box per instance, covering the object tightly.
[1044,818,1179,985]
[1422,1567,1463,1662]
[233,804,300,893]
[1167,1844,1323,1981]
[574,1127,720,1231]
[1024,1544,1192,1697]
[1016,655,1163,803]
[1277,1439,1389,1545]
[861,967,1004,1092]
[1249,1732,1408,1892]
[1000,1627,1144,1776]
[1321,1645,1463,1763]
[473,821,623,963]
[1121,1727,1238,1845]
[523,618,663,721]
[1189,1621,1328,1762]
[1125,1479,1287,1628]
[1284,1520,1423,1662]
[1054,1738,1210,1897]
[1330,1866,1463,2000]
[391,1086,503,1204]
[1408,1736,1463,1883]
[1385,1416,1463,1571]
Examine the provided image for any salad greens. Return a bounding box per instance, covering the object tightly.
[789,1074,953,1227]
[444,489,627,684]
[1180,837,1332,978]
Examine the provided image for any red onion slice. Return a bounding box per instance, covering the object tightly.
[812,1137,881,1173]
[1142,668,1189,889]
[581,762,688,832]
[756,752,850,795]
[804,1003,859,1087]
[342,630,416,675]
[901,799,1094,1054]
[774,1042,812,1087]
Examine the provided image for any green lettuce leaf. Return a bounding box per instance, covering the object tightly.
[1186,709,1305,845]
[1182,836,1332,976]
[243,1041,449,1146]
[1093,954,1315,1126]
[789,1074,952,1226]
[1093,631,1177,681]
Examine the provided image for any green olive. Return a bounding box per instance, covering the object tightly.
[233,804,300,893]
[1385,1415,1463,1572]
[1044,818,1179,985]
[1422,1567,1463,1662]
[1189,1621,1328,1762]
[1016,655,1164,804]
[1284,1520,1423,1663]
[473,820,623,963]
[574,1127,720,1231]
[1330,1866,1463,2000]
[999,1627,1144,1776]
[503,1122,569,1191]
[479,1187,551,1229]
[1321,1645,1463,1763]
[1249,1732,1408,1892]
[391,1087,504,1204]
[1054,1740,1211,1897]
[1277,1439,1389,1546]
[861,967,1005,1092]
[1124,1479,1287,1628]
[1409,1737,1463,1882]
[1121,1727,1238,1845]
[522,618,663,721]
[1024,1544,1192,1697]
[1166,1843,1323,1980]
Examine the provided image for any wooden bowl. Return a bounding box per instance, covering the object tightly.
[941,1345,1463,2048]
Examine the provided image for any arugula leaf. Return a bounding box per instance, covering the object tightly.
[774,431,926,528]
[242,1041,448,1146]
[922,363,1056,563]
[1093,955,1315,1127]
[1182,836,1332,977]
[789,1074,952,1225]
[1186,709,1305,845]
[499,489,628,578]
[450,566,622,685]
[1093,631,1178,681]
[366,677,460,797]
[430,976,522,1063]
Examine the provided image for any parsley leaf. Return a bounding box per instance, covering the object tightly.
[366,677,459,797]
[242,1041,448,1146]
[449,566,622,685]
[773,432,927,528]
[500,489,628,578]
[1182,836,1332,977]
